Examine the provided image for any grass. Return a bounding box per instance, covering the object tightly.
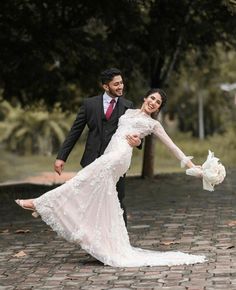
[0,131,235,183]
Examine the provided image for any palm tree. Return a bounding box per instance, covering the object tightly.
[0,101,75,155]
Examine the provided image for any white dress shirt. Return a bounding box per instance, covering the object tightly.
[103,92,118,114]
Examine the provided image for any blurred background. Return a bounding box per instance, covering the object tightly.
[0,0,235,183]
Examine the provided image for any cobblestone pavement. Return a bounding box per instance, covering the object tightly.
[0,169,236,290]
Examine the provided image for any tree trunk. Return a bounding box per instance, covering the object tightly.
[198,93,205,140]
[141,134,155,178]
[141,111,159,178]
[141,6,192,178]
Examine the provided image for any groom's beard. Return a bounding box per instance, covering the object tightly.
[107,87,123,98]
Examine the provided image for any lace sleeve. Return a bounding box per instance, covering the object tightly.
[153,121,193,168]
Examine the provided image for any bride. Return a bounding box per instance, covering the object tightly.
[15,89,206,267]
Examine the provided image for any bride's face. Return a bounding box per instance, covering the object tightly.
[142,92,162,115]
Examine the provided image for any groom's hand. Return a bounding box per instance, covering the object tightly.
[126,134,141,147]
[54,159,65,175]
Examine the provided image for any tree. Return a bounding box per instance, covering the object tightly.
[223,0,236,13]
[0,1,110,108]
[168,44,236,138]
[0,0,143,108]
[0,100,74,155]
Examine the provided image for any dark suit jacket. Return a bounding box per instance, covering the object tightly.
[57,94,134,167]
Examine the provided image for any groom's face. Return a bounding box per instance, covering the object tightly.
[103,75,124,98]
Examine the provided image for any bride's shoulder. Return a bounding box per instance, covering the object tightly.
[149,118,164,130]
[152,118,161,125]
[124,108,138,115]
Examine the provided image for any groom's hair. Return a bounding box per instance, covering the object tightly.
[144,88,167,110]
[100,68,122,84]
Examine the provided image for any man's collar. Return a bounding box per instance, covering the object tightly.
[103,92,118,103]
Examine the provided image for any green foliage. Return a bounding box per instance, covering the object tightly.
[0,100,75,155]
[167,44,236,137]
[223,0,236,13]
[0,0,235,109]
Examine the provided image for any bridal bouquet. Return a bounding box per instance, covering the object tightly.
[186,150,226,191]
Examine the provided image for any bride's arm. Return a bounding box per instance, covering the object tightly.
[153,121,195,169]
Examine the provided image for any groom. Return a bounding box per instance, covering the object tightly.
[54,68,141,225]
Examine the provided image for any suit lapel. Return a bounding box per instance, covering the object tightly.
[117,97,130,119]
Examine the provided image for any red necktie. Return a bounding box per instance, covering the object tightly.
[105,99,116,120]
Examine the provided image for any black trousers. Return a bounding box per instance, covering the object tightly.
[116,175,127,226]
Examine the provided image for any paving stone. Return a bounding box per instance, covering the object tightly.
[113,280,135,285]
[115,272,142,277]
[94,268,118,274]
[108,288,131,290]
[187,287,205,290]
[153,287,186,290]
[80,286,109,290]
[205,287,233,290]
[138,274,161,280]
[131,282,163,288]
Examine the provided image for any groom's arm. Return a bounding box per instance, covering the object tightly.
[54,103,87,175]
[57,103,87,161]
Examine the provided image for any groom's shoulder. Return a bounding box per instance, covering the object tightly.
[83,94,102,105]
[119,96,133,108]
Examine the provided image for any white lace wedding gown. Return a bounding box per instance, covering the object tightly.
[33,109,206,267]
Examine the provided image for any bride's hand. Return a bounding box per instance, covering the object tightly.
[188,164,203,178]
[186,161,203,177]
[126,134,141,147]
[187,160,200,169]
[194,165,202,169]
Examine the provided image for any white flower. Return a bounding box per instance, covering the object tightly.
[186,150,226,191]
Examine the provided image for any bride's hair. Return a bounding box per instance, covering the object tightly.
[144,88,167,111]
